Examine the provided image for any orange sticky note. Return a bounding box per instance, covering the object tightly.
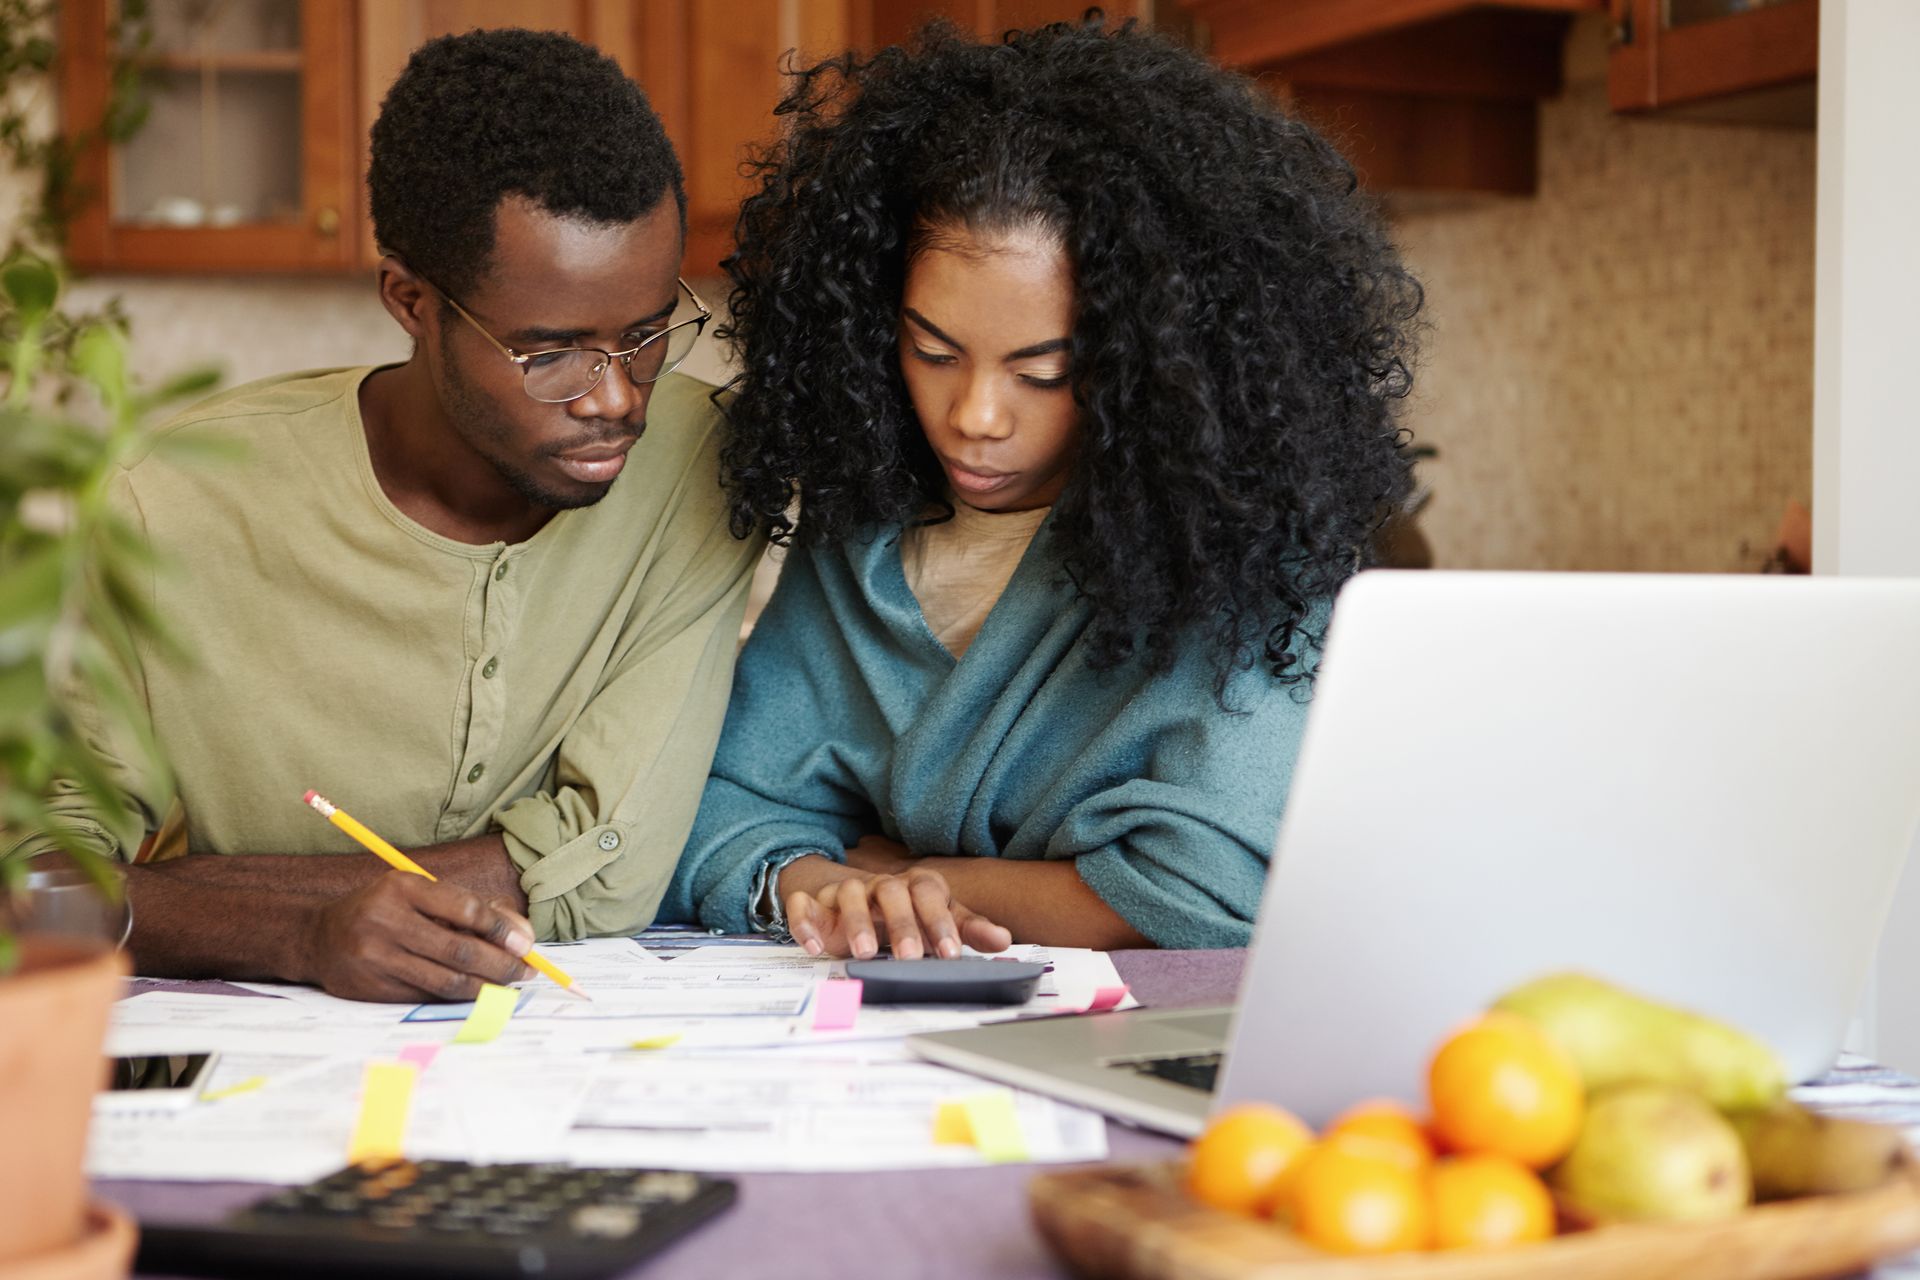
[931,1091,1028,1162]
[347,1061,418,1164]
[933,1100,974,1146]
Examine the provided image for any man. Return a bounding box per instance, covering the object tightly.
[2,30,762,1000]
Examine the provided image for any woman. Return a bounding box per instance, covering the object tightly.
[660,16,1421,956]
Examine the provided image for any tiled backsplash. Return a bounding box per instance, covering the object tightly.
[1387,14,1814,571]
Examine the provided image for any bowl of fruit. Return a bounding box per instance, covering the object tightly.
[1030,974,1920,1278]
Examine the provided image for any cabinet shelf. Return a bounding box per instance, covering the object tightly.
[135,51,306,74]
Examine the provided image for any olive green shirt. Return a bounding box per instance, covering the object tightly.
[2,367,762,941]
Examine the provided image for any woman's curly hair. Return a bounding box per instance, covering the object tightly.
[719,15,1422,686]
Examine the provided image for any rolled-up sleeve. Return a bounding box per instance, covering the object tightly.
[1053,678,1313,950]
[658,547,879,933]
[494,448,764,942]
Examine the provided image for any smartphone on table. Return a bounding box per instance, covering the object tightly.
[97,1053,220,1113]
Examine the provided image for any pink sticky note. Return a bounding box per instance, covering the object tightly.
[397,1044,441,1070]
[1087,986,1129,1013]
[812,979,863,1031]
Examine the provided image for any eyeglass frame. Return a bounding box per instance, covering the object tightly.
[425,274,712,404]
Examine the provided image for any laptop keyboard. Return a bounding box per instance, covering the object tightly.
[1110,1051,1222,1093]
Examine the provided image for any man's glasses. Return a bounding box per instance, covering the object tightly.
[431,276,711,404]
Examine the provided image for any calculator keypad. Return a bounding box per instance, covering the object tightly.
[251,1160,704,1240]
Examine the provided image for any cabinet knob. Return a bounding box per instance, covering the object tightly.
[315,206,341,236]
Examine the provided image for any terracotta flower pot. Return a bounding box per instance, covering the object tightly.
[0,937,128,1269]
[0,1205,135,1280]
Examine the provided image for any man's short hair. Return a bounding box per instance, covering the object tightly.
[368,28,686,296]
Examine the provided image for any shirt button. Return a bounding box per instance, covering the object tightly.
[467,763,485,784]
[494,561,510,581]
[482,657,498,679]
[597,831,621,852]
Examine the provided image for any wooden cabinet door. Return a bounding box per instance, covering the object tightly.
[354,1,644,268]
[636,1,858,277]
[61,0,360,274]
[1609,0,1818,113]
[353,0,856,278]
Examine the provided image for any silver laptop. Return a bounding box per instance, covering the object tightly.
[909,571,1920,1137]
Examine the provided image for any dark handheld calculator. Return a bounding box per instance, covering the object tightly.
[134,1159,737,1279]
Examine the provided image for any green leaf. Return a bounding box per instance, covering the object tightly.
[97,511,162,570]
[0,541,63,633]
[44,731,121,820]
[148,366,221,405]
[70,323,128,405]
[1,254,58,323]
[0,657,48,723]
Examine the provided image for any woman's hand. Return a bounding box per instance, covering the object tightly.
[842,833,913,876]
[776,855,1012,959]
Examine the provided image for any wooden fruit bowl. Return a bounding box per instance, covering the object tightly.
[1030,1160,1920,1280]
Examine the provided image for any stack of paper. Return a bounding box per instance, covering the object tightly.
[90,935,1128,1183]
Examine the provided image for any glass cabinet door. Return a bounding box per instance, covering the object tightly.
[116,0,305,230]
[1665,0,1801,31]
[1609,0,1817,114]
[62,0,356,273]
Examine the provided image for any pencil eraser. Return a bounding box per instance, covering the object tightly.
[302,789,318,806]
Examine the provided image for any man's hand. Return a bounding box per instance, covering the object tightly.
[297,872,536,1002]
[778,858,1012,960]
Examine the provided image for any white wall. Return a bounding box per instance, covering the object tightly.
[1812,0,1920,1069]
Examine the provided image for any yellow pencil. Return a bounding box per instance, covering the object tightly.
[303,790,590,1001]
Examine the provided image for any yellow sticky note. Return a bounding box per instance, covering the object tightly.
[346,1062,418,1164]
[201,1076,268,1102]
[452,983,519,1044]
[628,1034,682,1051]
[932,1092,1028,1162]
[961,1092,1028,1163]
[933,1100,974,1146]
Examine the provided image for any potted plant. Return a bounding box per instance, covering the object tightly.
[0,251,218,1279]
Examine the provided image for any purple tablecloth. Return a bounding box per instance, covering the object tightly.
[101,949,1246,1280]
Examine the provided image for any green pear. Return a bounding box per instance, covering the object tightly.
[1494,972,1785,1111]
[1731,1099,1906,1200]
[1550,1084,1752,1224]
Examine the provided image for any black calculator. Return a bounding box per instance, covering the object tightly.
[135,1159,737,1279]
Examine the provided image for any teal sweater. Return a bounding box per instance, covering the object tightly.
[659,519,1316,948]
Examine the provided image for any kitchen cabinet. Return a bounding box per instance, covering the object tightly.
[1180,0,1598,195]
[59,0,1155,278]
[1607,0,1816,118]
[59,0,359,273]
[59,0,856,276]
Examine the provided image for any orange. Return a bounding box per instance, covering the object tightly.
[1323,1100,1435,1173]
[1429,1154,1556,1250]
[1185,1103,1314,1217]
[1290,1136,1431,1254]
[1428,1011,1584,1168]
